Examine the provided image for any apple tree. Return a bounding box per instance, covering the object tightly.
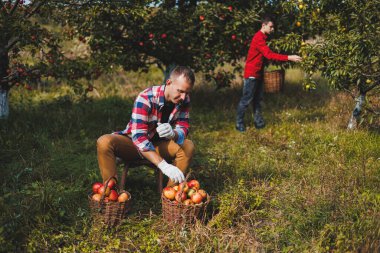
[272,0,379,128]
[0,0,96,119]
[61,0,261,88]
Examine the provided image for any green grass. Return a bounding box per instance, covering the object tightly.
[0,68,379,252]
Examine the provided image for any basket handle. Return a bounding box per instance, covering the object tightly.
[177,170,192,204]
[99,176,118,208]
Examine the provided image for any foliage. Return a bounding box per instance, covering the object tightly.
[60,1,260,80]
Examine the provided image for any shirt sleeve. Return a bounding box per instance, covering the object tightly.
[256,36,288,61]
[130,93,156,152]
[174,101,190,146]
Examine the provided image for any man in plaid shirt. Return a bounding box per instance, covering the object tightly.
[97,66,195,186]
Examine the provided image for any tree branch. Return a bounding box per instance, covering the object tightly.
[364,82,379,93]
[25,0,47,18]
[0,68,40,85]
[9,0,21,16]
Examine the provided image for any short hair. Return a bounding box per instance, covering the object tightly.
[170,66,195,86]
[261,15,274,25]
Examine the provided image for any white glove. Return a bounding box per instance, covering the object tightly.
[157,160,184,183]
[156,123,175,139]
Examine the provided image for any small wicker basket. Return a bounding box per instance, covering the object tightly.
[264,69,285,93]
[161,193,210,227]
[88,177,132,227]
[161,173,210,227]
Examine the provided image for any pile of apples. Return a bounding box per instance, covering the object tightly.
[91,179,129,203]
[163,179,208,205]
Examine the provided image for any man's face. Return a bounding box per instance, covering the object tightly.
[166,75,192,104]
[262,21,274,35]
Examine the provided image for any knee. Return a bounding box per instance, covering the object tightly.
[97,134,113,151]
[182,139,195,158]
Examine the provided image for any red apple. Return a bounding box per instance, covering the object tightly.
[108,190,119,201]
[191,192,203,204]
[92,182,103,194]
[92,193,101,202]
[98,185,111,197]
[105,178,116,189]
[149,33,154,39]
[139,41,144,46]
[175,191,187,202]
[228,6,233,11]
[87,85,94,92]
[161,33,167,39]
[187,180,200,190]
[178,182,189,193]
[199,15,205,21]
[198,189,207,199]
[163,187,176,200]
[118,192,129,202]
[231,34,236,40]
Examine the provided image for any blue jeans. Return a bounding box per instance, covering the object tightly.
[236,78,264,125]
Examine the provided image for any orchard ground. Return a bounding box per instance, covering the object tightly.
[0,67,379,252]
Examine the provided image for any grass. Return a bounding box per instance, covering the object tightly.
[0,67,379,252]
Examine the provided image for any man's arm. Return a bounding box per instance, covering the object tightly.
[256,36,302,62]
[256,36,288,61]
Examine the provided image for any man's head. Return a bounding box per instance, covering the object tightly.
[261,16,275,35]
[165,66,195,104]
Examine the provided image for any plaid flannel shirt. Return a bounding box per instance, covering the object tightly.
[115,84,190,152]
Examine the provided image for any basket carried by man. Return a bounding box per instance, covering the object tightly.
[161,174,210,227]
[264,69,285,93]
[88,177,132,227]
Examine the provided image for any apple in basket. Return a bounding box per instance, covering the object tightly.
[108,190,119,201]
[191,192,203,204]
[118,192,129,202]
[178,182,189,193]
[92,182,103,194]
[187,180,200,190]
[92,193,101,202]
[106,179,116,189]
[183,199,193,206]
[198,189,207,199]
[163,187,176,200]
[175,191,187,202]
[187,188,196,198]
[98,185,111,196]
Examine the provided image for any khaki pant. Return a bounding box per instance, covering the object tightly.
[97,134,194,186]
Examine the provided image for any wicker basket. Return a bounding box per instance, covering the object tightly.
[264,69,285,93]
[88,177,132,227]
[161,191,210,227]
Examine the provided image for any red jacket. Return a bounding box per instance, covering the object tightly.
[244,31,288,79]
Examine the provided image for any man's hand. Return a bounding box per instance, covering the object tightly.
[288,55,302,62]
[157,123,175,139]
[157,160,184,183]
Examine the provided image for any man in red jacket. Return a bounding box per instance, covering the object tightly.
[236,16,302,131]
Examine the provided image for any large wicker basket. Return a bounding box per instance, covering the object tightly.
[264,69,285,93]
[161,192,210,227]
[88,177,132,227]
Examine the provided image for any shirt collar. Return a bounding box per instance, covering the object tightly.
[259,30,268,40]
[158,84,166,108]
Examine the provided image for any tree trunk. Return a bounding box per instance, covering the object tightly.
[0,50,10,119]
[347,93,366,130]
[0,89,9,119]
